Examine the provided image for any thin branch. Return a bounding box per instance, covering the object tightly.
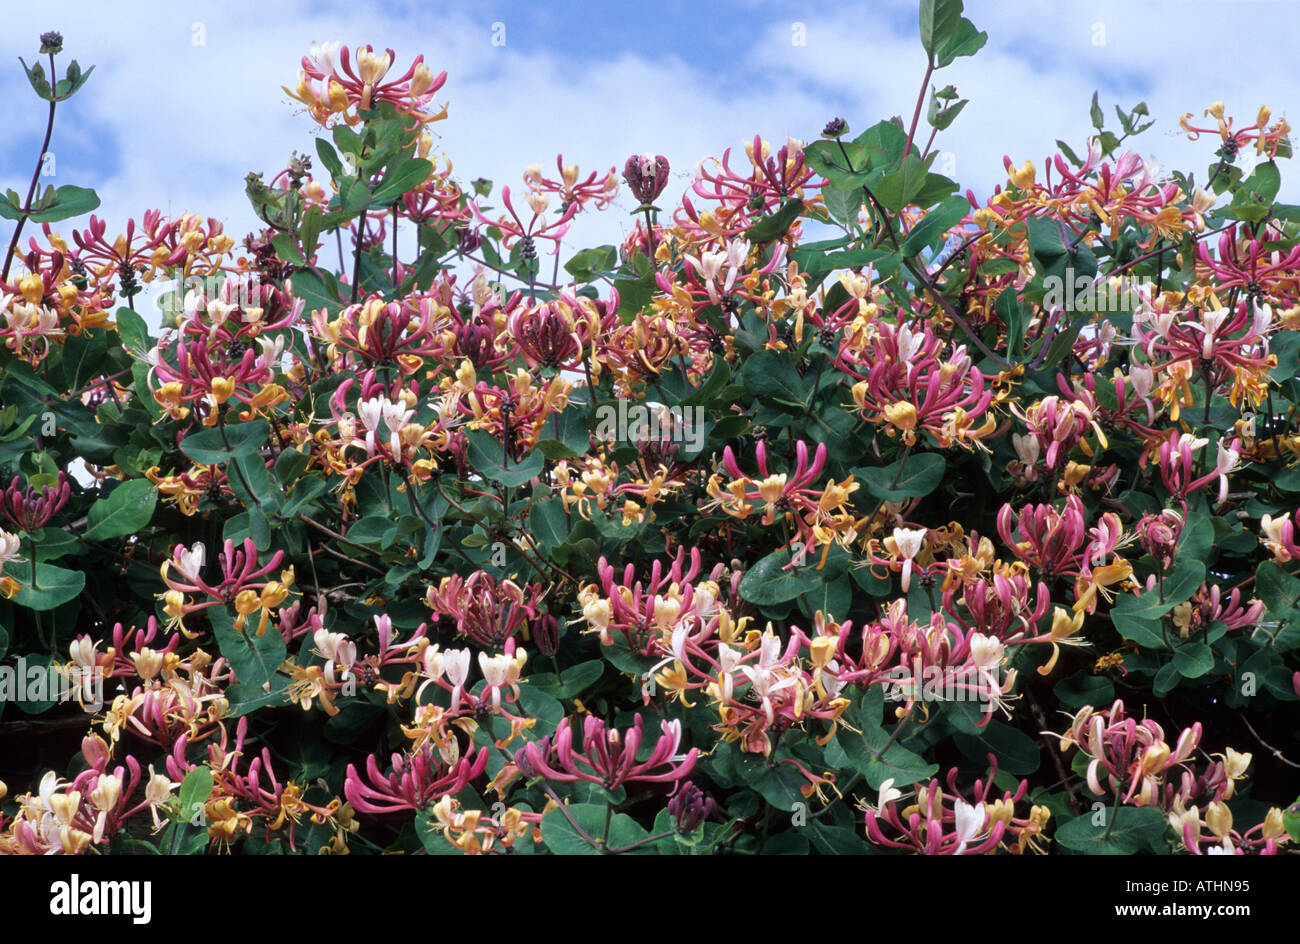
[2,52,58,282]
[1240,714,1300,769]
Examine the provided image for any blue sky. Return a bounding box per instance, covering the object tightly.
[3,0,1299,322]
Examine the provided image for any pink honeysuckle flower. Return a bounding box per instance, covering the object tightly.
[344,746,488,816]
[520,714,697,791]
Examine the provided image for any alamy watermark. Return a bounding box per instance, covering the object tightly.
[0,657,105,712]
[155,273,264,320]
[593,399,706,453]
[880,664,1006,706]
[1042,268,1157,315]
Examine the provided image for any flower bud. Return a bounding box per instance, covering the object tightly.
[81,734,110,770]
[514,742,544,779]
[1205,801,1233,838]
[90,775,122,812]
[667,781,713,834]
[821,117,849,139]
[531,613,560,658]
[1136,509,1182,571]
[623,153,670,206]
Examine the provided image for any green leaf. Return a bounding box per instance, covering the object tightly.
[954,722,1041,774]
[830,691,938,789]
[613,265,657,317]
[1090,91,1104,130]
[209,607,288,715]
[564,245,618,282]
[339,177,373,214]
[541,804,649,854]
[791,247,891,282]
[529,498,571,551]
[1236,161,1281,206]
[1056,806,1169,854]
[535,404,591,459]
[289,268,348,318]
[911,172,959,209]
[995,287,1029,358]
[465,431,544,486]
[741,350,807,407]
[347,515,398,548]
[873,154,927,211]
[933,17,986,68]
[1053,671,1114,710]
[744,199,805,243]
[822,187,864,225]
[527,662,604,700]
[179,420,269,465]
[900,195,969,255]
[799,573,852,621]
[1253,562,1300,652]
[1177,510,1215,563]
[57,60,95,100]
[315,138,344,178]
[9,652,58,715]
[8,562,85,611]
[739,548,825,605]
[1284,799,1300,843]
[1026,216,1098,296]
[919,0,964,59]
[372,158,433,204]
[1172,641,1214,678]
[28,185,100,223]
[84,479,157,541]
[60,329,107,391]
[737,753,817,811]
[270,233,306,267]
[853,452,946,501]
[803,140,872,189]
[1110,560,1205,648]
[115,306,151,353]
[176,767,214,824]
[926,96,968,132]
[18,57,52,99]
[31,527,78,562]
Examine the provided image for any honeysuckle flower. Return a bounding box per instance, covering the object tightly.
[843,321,993,449]
[1072,558,1135,615]
[667,782,713,833]
[705,439,858,567]
[521,715,697,790]
[1260,509,1300,562]
[287,42,448,127]
[478,643,528,711]
[344,746,488,816]
[526,155,619,212]
[144,765,179,830]
[1180,102,1291,159]
[951,799,987,855]
[889,527,927,592]
[0,528,20,566]
[1046,700,1216,811]
[996,495,1089,576]
[158,538,293,637]
[1031,606,1087,676]
[470,185,579,258]
[624,153,670,206]
[864,759,1018,854]
[1,472,71,532]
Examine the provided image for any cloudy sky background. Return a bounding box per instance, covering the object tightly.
[2,0,1298,324]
